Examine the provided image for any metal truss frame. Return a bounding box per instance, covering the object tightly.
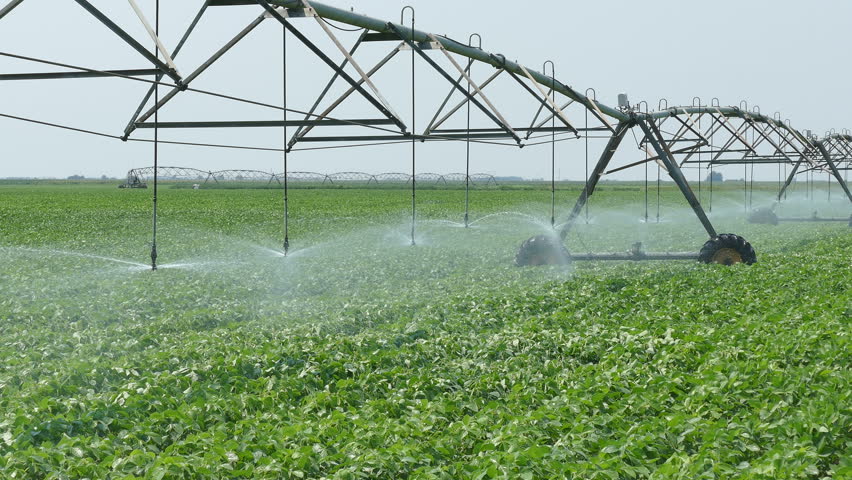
[0,0,848,268]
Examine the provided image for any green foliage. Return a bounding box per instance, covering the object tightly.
[0,183,849,479]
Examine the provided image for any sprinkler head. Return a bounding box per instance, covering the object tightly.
[150,244,158,271]
[283,237,290,256]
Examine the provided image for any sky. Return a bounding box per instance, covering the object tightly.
[0,0,850,180]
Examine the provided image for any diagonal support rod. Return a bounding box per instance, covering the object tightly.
[0,0,25,20]
[122,0,209,138]
[72,0,181,84]
[291,42,402,146]
[427,68,503,133]
[386,23,519,144]
[125,12,266,138]
[290,30,365,142]
[639,118,717,238]
[425,33,520,144]
[307,1,403,126]
[256,0,407,132]
[814,140,852,202]
[127,0,179,73]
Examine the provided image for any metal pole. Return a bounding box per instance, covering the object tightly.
[404,7,415,246]
[150,0,159,270]
[827,171,831,202]
[709,114,714,213]
[695,99,701,205]
[464,35,478,227]
[282,22,290,255]
[546,61,555,228]
[656,164,661,223]
[584,93,590,222]
[644,142,649,222]
[464,59,471,227]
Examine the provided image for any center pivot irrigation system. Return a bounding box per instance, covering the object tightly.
[1,0,850,270]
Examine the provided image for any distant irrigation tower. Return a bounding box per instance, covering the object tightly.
[120,166,498,188]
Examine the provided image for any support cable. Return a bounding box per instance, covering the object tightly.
[0,51,402,135]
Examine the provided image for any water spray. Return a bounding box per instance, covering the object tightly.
[516,105,757,267]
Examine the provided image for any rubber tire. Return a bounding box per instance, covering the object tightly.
[698,234,757,266]
[747,208,778,225]
[515,235,571,266]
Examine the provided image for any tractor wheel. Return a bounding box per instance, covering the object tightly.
[515,234,570,266]
[698,234,756,266]
[747,207,778,225]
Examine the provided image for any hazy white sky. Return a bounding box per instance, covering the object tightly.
[1,0,850,180]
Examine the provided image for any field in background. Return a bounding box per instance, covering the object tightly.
[0,183,849,478]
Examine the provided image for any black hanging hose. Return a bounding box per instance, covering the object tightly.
[548,62,556,228]
[150,0,160,271]
[283,22,290,255]
[404,7,416,246]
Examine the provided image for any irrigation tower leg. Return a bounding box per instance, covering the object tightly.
[815,141,852,203]
[638,118,717,238]
[558,121,630,240]
[777,158,803,202]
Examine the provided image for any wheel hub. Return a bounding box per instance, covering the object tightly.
[710,247,743,266]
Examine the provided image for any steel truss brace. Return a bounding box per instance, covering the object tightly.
[425,69,503,134]
[123,1,209,138]
[0,0,25,21]
[126,0,179,73]
[639,119,717,238]
[288,30,366,144]
[709,112,757,163]
[290,40,404,147]
[305,0,404,127]
[505,66,578,136]
[813,141,852,202]
[422,31,520,143]
[136,119,396,128]
[125,11,266,138]
[384,23,520,144]
[71,0,181,84]
[742,117,801,168]
[256,0,407,132]
[526,100,574,139]
[0,69,159,80]
[425,32,519,142]
[422,57,474,136]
